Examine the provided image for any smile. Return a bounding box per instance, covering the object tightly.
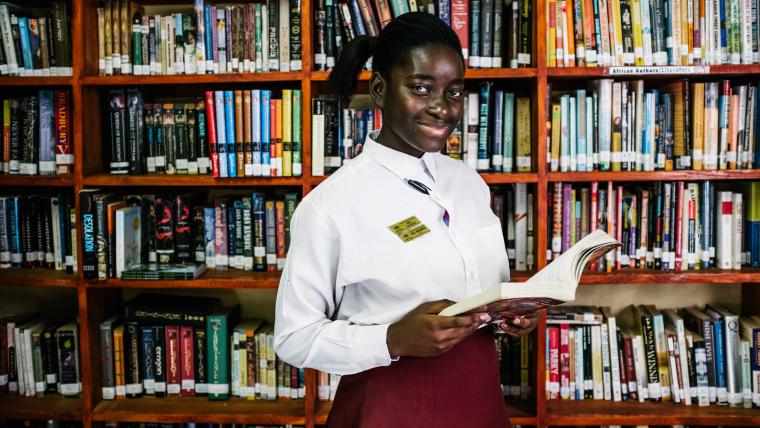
[418,122,450,136]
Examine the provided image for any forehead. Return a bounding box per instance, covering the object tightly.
[393,45,464,81]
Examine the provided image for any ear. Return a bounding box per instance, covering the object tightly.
[369,71,385,109]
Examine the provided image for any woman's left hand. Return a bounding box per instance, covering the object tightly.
[497,312,540,336]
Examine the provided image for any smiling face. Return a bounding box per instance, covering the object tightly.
[370,44,465,158]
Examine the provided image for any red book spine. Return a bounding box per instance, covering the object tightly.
[450,0,469,62]
[548,326,560,399]
[54,91,72,175]
[206,91,220,177]
[165,325,181,396]
[270,99,278,177]
[623,336,639,401]
[617,332,629,400]
[559,323,571,399]
[674,182,684,270]
[615,185,623,270]
[180,326,195,396]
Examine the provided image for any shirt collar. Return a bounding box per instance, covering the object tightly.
[363,132,438,183]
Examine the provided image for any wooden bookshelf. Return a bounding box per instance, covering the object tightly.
[91,397,306,425]
[91,269,282,289]
[0,268,78,288]
[0,176,76,187]
[546,64,760,78]
[4,0,759,426]
[546,400,760,426]
[0,395,82,421]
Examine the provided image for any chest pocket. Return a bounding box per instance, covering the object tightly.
[471,220,509,289]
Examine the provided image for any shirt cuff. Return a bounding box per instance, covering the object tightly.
[355,323,397,368]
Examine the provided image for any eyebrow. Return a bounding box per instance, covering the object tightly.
[406,74,465,85]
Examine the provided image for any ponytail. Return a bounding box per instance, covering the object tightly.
[323,36,378,98]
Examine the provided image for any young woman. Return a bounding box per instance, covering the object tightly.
[274,12,538,427]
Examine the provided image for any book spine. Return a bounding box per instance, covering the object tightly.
[165,325,180,395]
[124,322,143,398]
[194,326,207,395]
[180,325,195,396]
[100,322,116,400]
[152,325,166,397]
[207,313,230,400]
[140,326,155,395]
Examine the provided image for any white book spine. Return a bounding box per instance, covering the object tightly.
[601,323,613,400]
[608,318,623,401]
[740,340,752,408]
[723,313,742,406]
[733,193,743,269]
[279,0,290,72]
[716,191,734,268]
[311,107,325,176]
[633,335,649,401]
[514,183,528,271]
[591,325,604,399]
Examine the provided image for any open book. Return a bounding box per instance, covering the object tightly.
[439,229,621,318]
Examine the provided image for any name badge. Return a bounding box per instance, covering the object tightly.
[389,216,431,243]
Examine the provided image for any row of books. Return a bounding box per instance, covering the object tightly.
[2,92,73,176]
[100,294,303,401]
[311,85,532,175]
[546,0,760,66]
[547,79,760,172]
[545,305,760,408]
[2,422,79,428]
[0,3,72,76]
[107,89,302,177]
[0,194,76,273]
[96,0,302,76]
[312,0,532,70]
[491,184,535,272]
[1,315,80,397]
[79,191,299,281]
[547,181,758,271]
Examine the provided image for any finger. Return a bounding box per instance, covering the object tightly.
[419,299,457,314]
[498,322,519,336]
[433,313,489,329]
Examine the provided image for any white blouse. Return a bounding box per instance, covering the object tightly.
[274,135,510,375]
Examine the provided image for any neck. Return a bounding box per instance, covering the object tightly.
[376,128,425,158]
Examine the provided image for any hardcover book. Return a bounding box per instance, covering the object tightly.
[439,229,620,318]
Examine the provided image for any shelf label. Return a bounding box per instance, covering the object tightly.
[606,66,710,75]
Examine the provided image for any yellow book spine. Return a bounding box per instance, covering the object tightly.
[551,103,562,171]
[113,326,126,398]
[564,0,577,65]
[631,0,645,65]
[691,84,705,169]
[516,97,532,172]
[549,0,557,66]
[282,89,293,176]
[611,0,625,65]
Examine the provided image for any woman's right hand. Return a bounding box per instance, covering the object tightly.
[386,300,491,358]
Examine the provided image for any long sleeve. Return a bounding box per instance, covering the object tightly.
[273,200,394,375]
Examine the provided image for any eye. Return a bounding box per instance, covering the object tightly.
[410,84,431,95]
[447,88,464,98]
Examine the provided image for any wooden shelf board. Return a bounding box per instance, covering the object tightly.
[314,399,537,426]
[547,64,760,78]
[83,174,303,187]
[482,173,538,184]
[80,72,304,86]
[0,395,82,421]
[547,170,760,182]
[578,268,760,284]
[92,397,305,424]
[92,269,281,289]
[0,268,78,288]
[312,173,537,187]
[546,399,760,426]
[0,176,75,187]
[0,76,73,86]
[311,68,537,82]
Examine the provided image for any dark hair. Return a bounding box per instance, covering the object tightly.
[323,12,464,98]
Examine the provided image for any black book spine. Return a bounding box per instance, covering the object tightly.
[324,0,335,68]
[331,3,343,56]
[227,199,237,266]
[9,197,21,267]
[193,207,206,262]
[323,98,339,173]
[20,196,32,267]
[193,327,207,396]
[154,104,166,174]
[252,192,266,271]
[174,104,188,174]
[234,199,244,266]
[173,194,192,262]
[155,194,175,263]
[10,16,23,71]
[126,89,144,174]
[45,13,56,71]
[289,0,302,70]
[186,103,198,172]
[94,194,114,280]
[583,325,593,398]
[163,104,176,174]
[268,0,279,70]
[43,196,54,269]
[124,322,143,398]
[144,103,155,173]
[518,0,530,67]
[63,195,74,273]
[9,98,20,174]
[195,99,210,175]
[22,96,39,175]
[55,326,79,396]
[152,325,166,397]
[141,195,156,264]
[140,326,155,395]
[42,327,59,392]
[314,0,326,71]
[109,90,128,174]
[620,0,634,62]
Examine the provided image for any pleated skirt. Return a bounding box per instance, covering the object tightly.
[327,326,510,428]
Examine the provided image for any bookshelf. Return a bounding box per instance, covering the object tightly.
[2,0,759,426]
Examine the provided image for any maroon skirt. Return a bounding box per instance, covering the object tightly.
[327,326,509,428]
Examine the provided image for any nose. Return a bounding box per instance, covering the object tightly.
[426,92,449,118]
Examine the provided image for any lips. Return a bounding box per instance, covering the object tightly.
[417,122,451,138]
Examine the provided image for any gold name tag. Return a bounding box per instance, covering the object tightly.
[389,216,431,243]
